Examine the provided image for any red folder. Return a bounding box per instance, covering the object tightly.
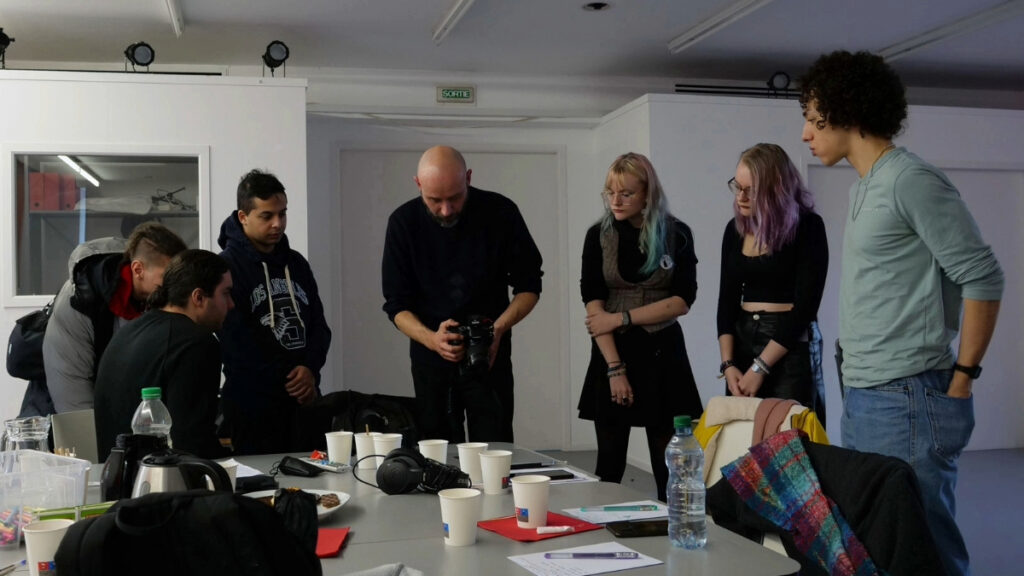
[477,511,602,542]
[316,527,350,558]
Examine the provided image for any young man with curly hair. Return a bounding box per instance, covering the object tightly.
[799,50,1003,576]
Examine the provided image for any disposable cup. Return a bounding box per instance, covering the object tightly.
[511,474,550,528]
[354,431,382,469]
[325,430,354,465]
[456,442,488,485]
[24,519,75,576]
[418,439,448,464]
[478,449,512,495]
[438,488,482,546]
[373,433,403,468]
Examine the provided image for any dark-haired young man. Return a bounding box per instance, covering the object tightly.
[94,249,233,461]
[44,221,188,413]
[800,50,1003,576]
[218,169,332,455]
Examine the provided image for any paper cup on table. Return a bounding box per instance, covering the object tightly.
[373,433,403,468]
[438,488,482,546]
[325,430,354,465]
[511,474,550,528]
[24,519,74,576]
[418,439,448,464]
[478,449,513,495]
[456,442,488,485]
[354,431,382,469]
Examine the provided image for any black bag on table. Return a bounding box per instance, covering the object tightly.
[55,490,322,576]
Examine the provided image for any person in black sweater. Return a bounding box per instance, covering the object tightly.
[381,146,543,443]
[579,152,702,501]
[717,143,829,419]
[94,249,234,461]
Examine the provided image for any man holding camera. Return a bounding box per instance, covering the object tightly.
[382,146,543,443]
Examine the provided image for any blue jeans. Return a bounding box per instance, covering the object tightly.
[842,368,973,576]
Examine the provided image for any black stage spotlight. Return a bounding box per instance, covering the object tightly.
[124,41,155,70]
[767,71,790,94]
[262,40,289,76]
[0,28,14,70]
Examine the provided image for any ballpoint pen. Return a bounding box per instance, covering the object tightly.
[580,505,659,512]
[0,559,26,576]
[544,552,640,559]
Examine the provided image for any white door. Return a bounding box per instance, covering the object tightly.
[337,150,564,449]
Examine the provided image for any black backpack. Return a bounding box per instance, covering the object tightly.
[6,300,52,381]
[301,390,419,450]
[55,490,322,576]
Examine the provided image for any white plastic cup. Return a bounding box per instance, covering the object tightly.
[325,430,354,465]
[418,439,449,464]
[354,431,382,469]
[511,474,550,528]
[438,488,482,546]
[478,449,513,495]
[373,433,403,468]
[217,458,239,491]
[456,442,488,485]
[24,519,75,576]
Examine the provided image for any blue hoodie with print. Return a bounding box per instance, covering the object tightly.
[217,211,332,412]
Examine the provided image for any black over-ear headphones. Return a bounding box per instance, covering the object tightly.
[375,447,472,495]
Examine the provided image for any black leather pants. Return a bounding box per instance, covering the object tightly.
[728,310,817,410]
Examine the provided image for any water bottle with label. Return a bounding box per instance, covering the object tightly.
[131,387,173,447]
[665,414,706,549]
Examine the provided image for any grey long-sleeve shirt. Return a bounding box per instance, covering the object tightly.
[839,148,1003,388]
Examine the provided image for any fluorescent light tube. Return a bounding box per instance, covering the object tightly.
[58,155,100,188]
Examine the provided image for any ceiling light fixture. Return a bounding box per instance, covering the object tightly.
[667,0,775,54]
[164,0,184,39]
[879,0,1024,61]
[124,41,155,70]
[582,2,611,11]
[0,28,14,70]
[58,155,100,188]
[262,40,290,76]
[432,0,477,45]
[767,71,790,91]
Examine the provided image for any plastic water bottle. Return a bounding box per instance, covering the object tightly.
[665,414,706,549]
[131,387,173,447]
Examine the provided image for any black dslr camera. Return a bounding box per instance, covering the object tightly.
[447,315,494,379]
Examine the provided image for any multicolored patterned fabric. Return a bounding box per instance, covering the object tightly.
[722,429,879,576]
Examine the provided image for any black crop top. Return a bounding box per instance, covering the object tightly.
[580,217,697,307]
[716,212,828,348]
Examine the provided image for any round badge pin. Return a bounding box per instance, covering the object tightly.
[660,255,674,270]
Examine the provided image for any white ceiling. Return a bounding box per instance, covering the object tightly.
[2,0,1023,94]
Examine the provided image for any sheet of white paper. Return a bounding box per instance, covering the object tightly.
[562,500,668,524]
[236,462,264,478]
[509,541,660,576]
[512,467,599,485]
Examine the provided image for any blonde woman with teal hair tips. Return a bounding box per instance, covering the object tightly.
[579,152,702,501]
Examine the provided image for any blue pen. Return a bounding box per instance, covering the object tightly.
[580,505,659,512]
[544,552,640,559]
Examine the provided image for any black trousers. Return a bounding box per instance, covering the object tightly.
[411,356,513,443]
[594,421,674,502]
[728,310,817,410]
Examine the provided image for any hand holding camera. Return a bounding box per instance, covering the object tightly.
[445,315,494,380]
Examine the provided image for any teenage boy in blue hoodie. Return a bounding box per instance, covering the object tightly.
[217,169,332,455]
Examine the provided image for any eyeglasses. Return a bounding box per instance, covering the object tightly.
[727,178,753,196]
[603,189,639,203]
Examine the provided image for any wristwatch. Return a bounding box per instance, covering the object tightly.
[953,363,982,379]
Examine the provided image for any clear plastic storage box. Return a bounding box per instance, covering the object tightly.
[0,450,90,547]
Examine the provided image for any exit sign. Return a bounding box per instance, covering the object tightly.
[437,86,476,103]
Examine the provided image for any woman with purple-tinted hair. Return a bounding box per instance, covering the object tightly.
[716,143,829,420]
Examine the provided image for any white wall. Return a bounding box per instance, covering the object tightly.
[0,70,308,420]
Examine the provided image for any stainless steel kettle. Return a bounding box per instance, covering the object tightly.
[131,450,232,497]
